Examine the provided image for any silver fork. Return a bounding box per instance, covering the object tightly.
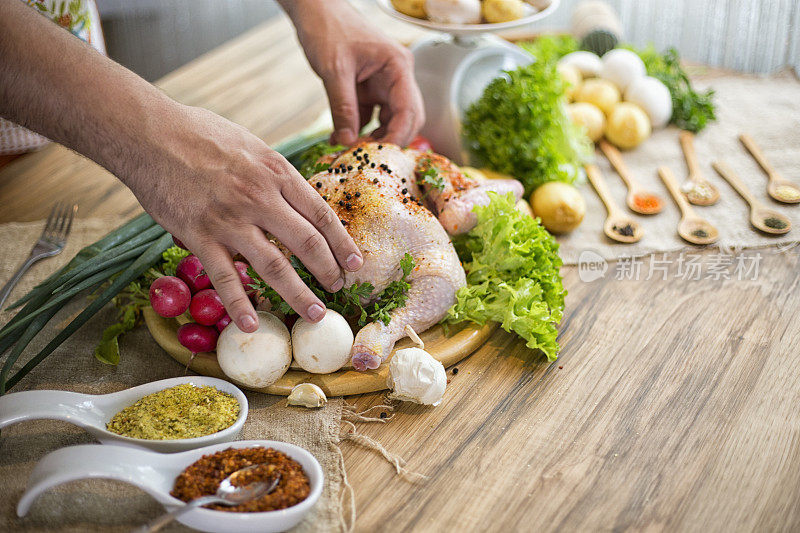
[0,203,77,309]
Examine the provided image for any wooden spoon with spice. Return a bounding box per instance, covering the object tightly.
[713,160,792,235]
[678,131,720,206]
[658,166,719,245]
[599,140,664,215]
[739,133,800,204]
[586,164,644,244]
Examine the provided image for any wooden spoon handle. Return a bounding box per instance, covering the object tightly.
[739,134,777,179]
[679,131,702,180]
[658,166,695,218]
[586,164,621,216]
[712,160,760,208]
[599,140,636,189]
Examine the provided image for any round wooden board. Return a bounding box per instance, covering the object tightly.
[143,307,498,397]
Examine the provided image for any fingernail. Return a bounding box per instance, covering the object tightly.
[331,278,344,292]
[241,314,257,332]
[307,304,325,322]
[338,129,356,145]
[346,253,363,271]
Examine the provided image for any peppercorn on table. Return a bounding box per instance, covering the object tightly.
[2,4,800,533]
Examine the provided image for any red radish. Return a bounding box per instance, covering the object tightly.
[177,322,219,353]
[190,289,227,326]
[176,255,211,293]
[408,135,432,152]
[149,276,191,318]
[234,261,255,295]
[172,235,187,249]
[216,313,232,332]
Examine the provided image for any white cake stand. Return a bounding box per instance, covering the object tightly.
[376,0,561,163]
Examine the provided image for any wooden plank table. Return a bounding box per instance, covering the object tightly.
[2,7,800,533]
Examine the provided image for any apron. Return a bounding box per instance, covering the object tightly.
[0,1,105,155]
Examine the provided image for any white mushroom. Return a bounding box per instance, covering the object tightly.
[287,383,328,409]
[600,48,646,92]
[387,347,447,406]
[558,51,603,78]
[291,309,354,374]
[425,0,482,24]
[624,76,673,129]
[216,311,291,388]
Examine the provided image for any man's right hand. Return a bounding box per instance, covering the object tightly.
[130,104,363,333]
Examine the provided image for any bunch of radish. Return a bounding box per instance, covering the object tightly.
[148,247,254,355]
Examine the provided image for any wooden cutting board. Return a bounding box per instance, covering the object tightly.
[143,307,498,396]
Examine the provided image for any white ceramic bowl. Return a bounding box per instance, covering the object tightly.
[376,0,561,36]
[17,440,323,533]
[0,376,247,453]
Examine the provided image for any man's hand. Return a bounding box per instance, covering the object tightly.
[280,0,425,147]
[129,105,363,332]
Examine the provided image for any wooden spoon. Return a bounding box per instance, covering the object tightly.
[599,140,664,215]
[712,160,792,235]
[739,133,800,204]
[658,166,719,245]
[586,164,644,244]
[678,131,720,206]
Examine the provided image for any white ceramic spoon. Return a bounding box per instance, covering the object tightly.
[0,376,247,453]
[17,440,323,533]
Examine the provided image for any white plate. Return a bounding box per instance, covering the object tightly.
[375,0,561,37]
[0,376,247,453]
[17,440,323,533]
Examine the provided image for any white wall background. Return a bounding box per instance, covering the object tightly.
[525,0,800,75]
[96,0,798,80]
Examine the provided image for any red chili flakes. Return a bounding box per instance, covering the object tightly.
[171,447,310,513]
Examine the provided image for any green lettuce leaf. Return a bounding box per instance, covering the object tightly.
[446,192,566,360]
[462,57,592,196]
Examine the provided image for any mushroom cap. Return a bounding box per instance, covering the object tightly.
[217,311,291,388]
[291,310,354,374]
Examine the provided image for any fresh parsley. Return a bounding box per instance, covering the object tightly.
[249,253,414,327]
[625,45,716,133]
[298,141,346,178]
[417,158,445,193]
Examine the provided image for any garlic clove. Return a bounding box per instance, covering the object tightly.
[387,348,447,406]
[287,383,327,409]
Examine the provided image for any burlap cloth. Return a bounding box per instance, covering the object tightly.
[0,218,349,532]
[557,71,800,264]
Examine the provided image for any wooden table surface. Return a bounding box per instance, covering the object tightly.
[2,6,800,533]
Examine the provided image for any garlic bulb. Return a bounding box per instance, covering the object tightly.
[387,348,447,406]
[287,383,327,408]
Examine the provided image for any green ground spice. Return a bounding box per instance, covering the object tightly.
[106,384,239,440]
[764,216,788,230]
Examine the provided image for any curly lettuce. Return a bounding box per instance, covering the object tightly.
[462,59,592,196]
[446,193,565,360]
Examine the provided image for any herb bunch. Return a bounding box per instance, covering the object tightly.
[626,45,716,132]
[462,59,592,196]
[249,253,414,327]
[95,246,189,364]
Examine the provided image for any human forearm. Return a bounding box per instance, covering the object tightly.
[0,0,177,181]
[277,0,424,146]
[0,1,364,331]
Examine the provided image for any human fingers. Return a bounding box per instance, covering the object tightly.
[323,65,360,146]
[192,241,258,333]
[280,176,363,272]
[233,228,327,323]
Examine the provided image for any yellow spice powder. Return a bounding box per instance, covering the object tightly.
[106,384,239,440]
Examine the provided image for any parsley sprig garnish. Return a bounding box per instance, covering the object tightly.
[249,253,414,327]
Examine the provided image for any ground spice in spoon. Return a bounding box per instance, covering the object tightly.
[691,228,709,239]
[613,223,636,237]
[106,384,239,440]
[632,193,662,213]
[764,216,788,230]
[171,447,310,513]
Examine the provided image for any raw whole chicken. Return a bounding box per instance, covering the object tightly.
[307,142,523,371]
